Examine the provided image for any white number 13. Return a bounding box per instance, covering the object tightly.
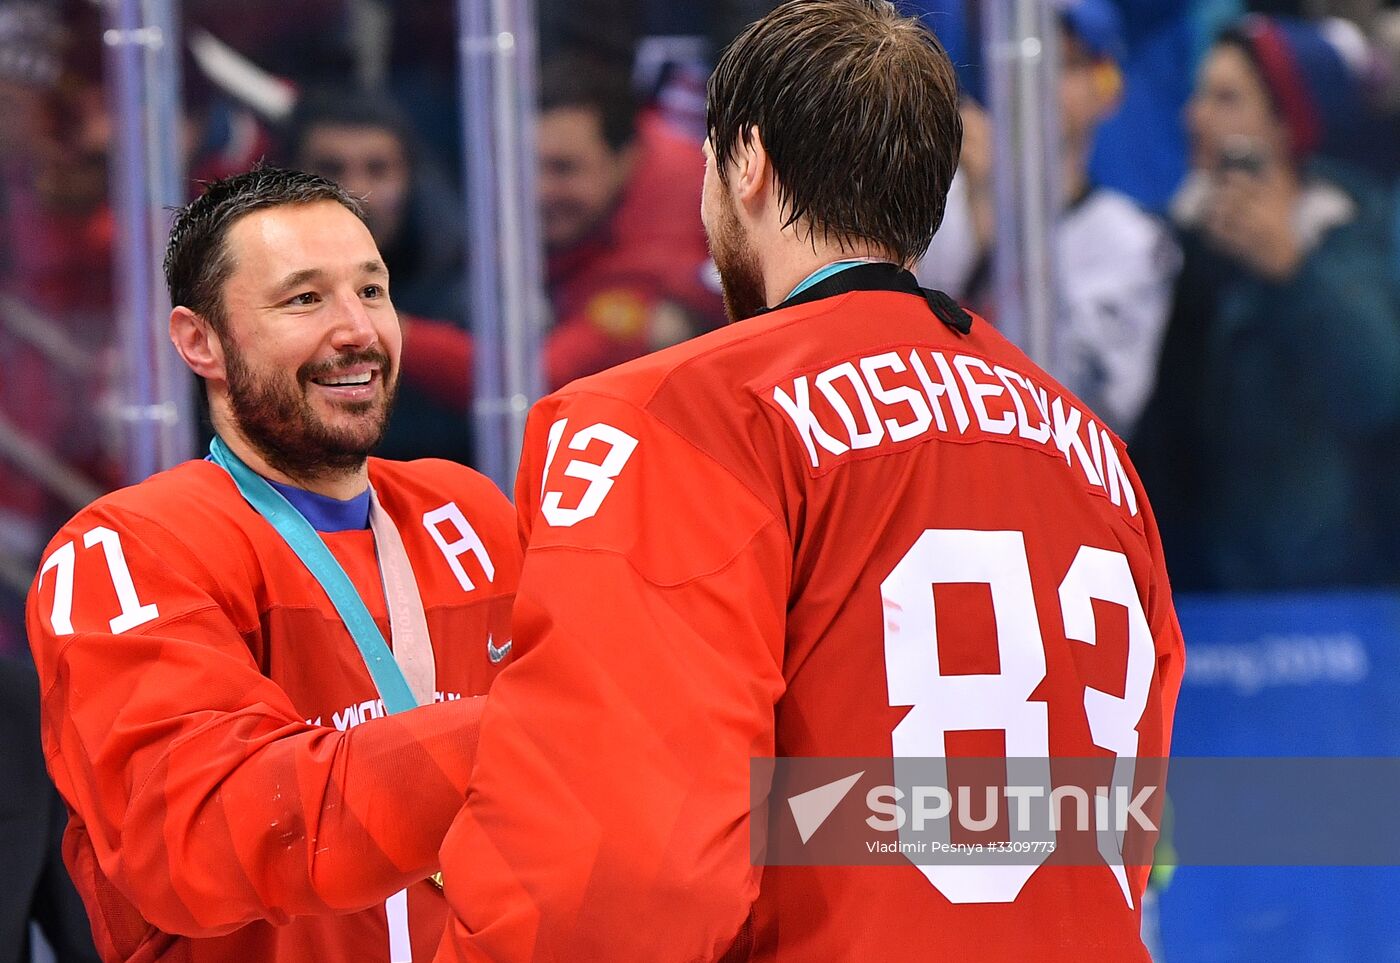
[539,418,638,528]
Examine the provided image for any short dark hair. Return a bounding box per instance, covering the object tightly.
[539,53,639,152]
[707,0,962,264]
[286,86,416,164]
[164,166,364,332]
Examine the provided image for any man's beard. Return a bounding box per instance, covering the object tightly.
[224,345,397,483]
[707,193,767,323]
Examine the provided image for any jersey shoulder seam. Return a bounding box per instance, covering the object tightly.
[525,513,785,590]
[42,598,229,705]
[544,388,786,529]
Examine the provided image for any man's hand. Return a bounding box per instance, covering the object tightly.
[1202,167,1303,281]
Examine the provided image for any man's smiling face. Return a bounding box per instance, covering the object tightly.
[212,199,402,479]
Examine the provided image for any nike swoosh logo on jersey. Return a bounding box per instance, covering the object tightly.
[487,635,513,665]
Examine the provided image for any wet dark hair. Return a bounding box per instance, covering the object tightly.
[163,165,364,332]
[707,0,962,263]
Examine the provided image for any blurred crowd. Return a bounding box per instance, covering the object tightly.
[2,0,1400,664]
[0,0,1398,955]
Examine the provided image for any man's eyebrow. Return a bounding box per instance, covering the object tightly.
[272,268,323,294]
[271,261,387,294]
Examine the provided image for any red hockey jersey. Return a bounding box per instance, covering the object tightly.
[26,457,520,962]
[434,266,1184,962]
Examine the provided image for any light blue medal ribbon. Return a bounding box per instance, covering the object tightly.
[210,437,447,891]
[208,436,418,715]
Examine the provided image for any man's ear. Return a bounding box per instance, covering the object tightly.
[732,125,772,211]
[169,306,226,382]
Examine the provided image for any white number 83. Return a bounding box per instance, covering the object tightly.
[882,528,1155,907]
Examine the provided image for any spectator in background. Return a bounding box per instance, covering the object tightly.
[1135,14,1400,591]
[287,87,475,464]
[384,54,728,427]
[0,1,63,655]
[535,53,725,387]
[0,658,100,963]
[1240,0,1400,177]
[3,1,112,322]
[897,0,1245,215]
[920,0,1181,439]
[288,87,465,323]
[1,1,116,656]
[1052,0,1181,436]
[1088,0,1245,214]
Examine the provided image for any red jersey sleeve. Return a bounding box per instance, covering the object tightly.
[435,390,789,962]
[26,499,486,937]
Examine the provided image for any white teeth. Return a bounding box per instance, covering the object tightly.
[318,372,372,386]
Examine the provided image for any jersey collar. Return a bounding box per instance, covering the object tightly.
[265,478,371,532]
[762,260,974,336]
[784,258,886,301]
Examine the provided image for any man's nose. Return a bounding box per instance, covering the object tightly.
[329,292,378,350]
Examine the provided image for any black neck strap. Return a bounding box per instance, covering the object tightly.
[760,261,973,336]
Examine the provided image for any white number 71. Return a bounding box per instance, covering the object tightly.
[38,526,160,636]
